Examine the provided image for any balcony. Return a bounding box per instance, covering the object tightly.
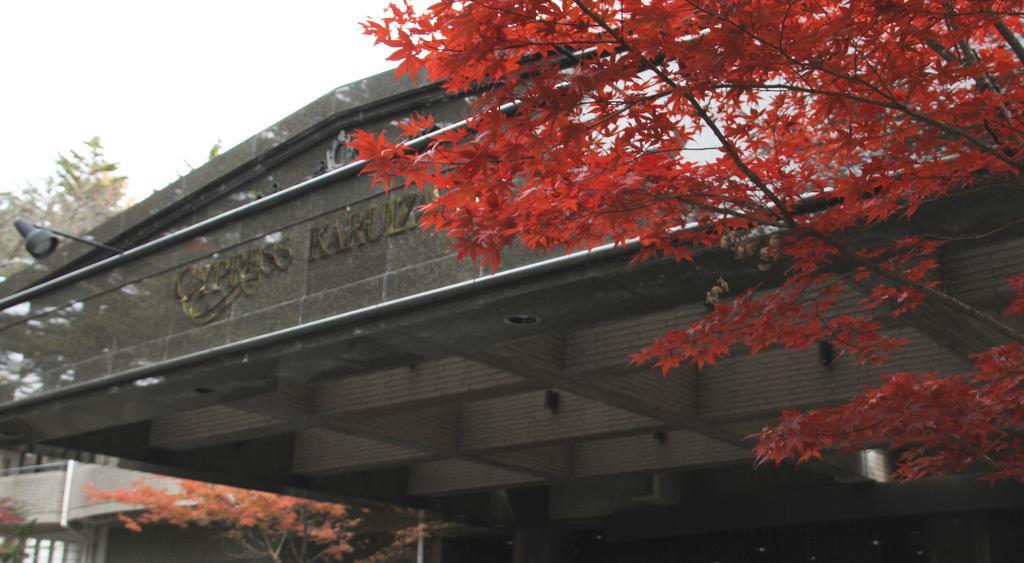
[0,461,147,531]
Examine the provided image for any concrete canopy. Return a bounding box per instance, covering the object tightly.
[2,69,1024,540]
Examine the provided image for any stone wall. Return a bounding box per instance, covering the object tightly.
[0,73,513,404]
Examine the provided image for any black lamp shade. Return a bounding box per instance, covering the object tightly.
[14,219,59,259]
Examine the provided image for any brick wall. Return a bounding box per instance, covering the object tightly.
[942,236,1024,306]
[698,328,966,420]
[409,459,539,495]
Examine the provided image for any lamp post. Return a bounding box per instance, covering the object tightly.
[13,219,122,259]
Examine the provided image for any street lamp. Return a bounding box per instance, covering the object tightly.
[13,219,122,259]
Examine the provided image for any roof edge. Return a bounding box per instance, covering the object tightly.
[1,67,439,298]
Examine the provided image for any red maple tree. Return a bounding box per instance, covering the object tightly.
[0,497,31,561]
[0,498,23,528]
[87,479,432,563]
[352,1,1024,480]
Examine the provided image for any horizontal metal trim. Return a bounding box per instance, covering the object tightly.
[0,121,442,312]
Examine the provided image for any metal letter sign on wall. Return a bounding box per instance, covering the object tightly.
[307,191,424,261]
[175,239,294,325]
[326,129,357,170]
[173,192,429,324]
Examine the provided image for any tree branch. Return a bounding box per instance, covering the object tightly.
[571,0,795,226]
[683,1,1022,171]
[994,20,1024,66]
[260,529,283,563]
[808,231,1024,346]
[275,529,287,559]
[941,430,1002,472]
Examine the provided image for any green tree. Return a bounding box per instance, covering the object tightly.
[0,137,127,280]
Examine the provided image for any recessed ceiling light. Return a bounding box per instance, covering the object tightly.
[504,314,540,326]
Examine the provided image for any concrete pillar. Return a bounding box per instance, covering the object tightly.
[423,537,444,563]
[513,529,571,563]
[925,516,991,563]
[85,525,108,563]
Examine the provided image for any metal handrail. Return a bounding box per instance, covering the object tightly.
[0,104,522,314]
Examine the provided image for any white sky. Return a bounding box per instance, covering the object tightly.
[0,0,401,202]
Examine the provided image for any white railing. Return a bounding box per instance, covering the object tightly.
[0,461,69,478]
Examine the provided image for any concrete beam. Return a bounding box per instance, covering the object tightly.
[491,446,572,477]
[315,357,539,417]
[292,428,432,476]
[310,408,577,480]
[150,355,537,452]
[150,405,298,450]
[405,429,752,497]
[343,406,461,452]
[469,329,869,481]
[459,391,664,453]
[152,303,952,490]
[572,430,751,478]
[409,459,542,496]
[233,385,573,482]
[468,331,744,448]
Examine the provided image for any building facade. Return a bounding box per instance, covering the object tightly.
[1,70,1023,562]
